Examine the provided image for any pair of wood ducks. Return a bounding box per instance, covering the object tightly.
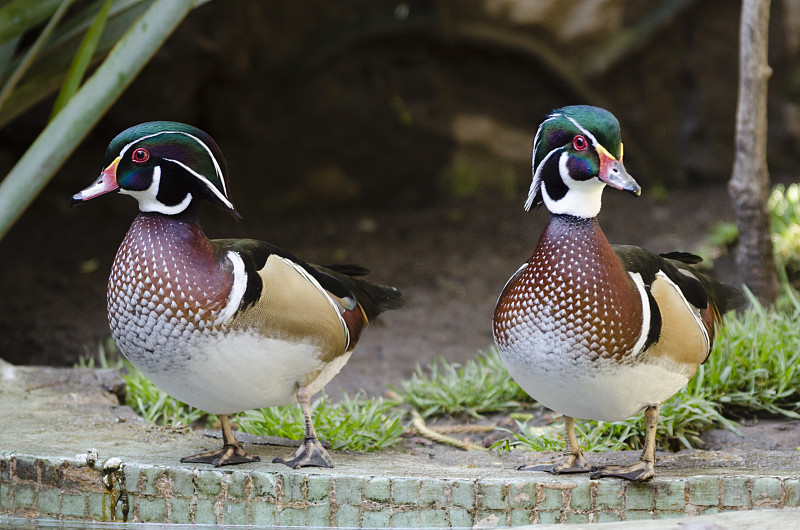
[72,105,743,481]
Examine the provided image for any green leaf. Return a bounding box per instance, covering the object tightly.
[0,35,20,75]
[0,3,149,128]
[0,0,75,111]
[51,0,113,118]
[0,0,63,45]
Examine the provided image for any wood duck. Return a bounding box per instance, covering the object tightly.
[492,105,744,481]
[71,121,403,468]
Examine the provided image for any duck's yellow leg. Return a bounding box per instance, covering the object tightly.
[272,386,334,469]
[181,414,260,467]
[591,405,658,481]
[519,416,591,474]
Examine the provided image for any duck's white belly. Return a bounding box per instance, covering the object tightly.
[120,330,352,414]
[499,342,689,421]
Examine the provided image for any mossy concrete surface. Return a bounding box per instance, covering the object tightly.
[2,359,800,527]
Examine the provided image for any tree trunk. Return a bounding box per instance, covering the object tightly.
[728,0,778,306]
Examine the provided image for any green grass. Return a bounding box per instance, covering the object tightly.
[770,183,800,286]
[698,183,800,285]
[700,288,800,419]
[236,393,405,452]
[391,349,530,419]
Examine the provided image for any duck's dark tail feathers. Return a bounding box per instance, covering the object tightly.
[349,280,404,322]
[321,263,404,321]
[708,279,748,317]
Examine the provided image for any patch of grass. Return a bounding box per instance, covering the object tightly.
[701,288,800,418]
[391,348,530,419]
[698,183,800,285]
[236,392,406,452]
[75,337,122,370]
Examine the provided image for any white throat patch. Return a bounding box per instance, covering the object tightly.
[541,151,605,217]
[119,165,193,215]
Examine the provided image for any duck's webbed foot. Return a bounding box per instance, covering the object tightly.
[591,405,660,481]
[518,416,591,474]
[181,443,260,467]
[181,414,260,467]
[520,451,591,474]
[272,385,334,469]
[590,459,654,481]
[272,437,333,469]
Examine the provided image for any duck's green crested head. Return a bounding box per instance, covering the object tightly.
[525,105,640,218]
[73,121,239,218]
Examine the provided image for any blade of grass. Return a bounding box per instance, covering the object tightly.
[44,0,151,49]
[50,0,113,118]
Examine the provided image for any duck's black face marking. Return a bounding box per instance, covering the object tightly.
[115,146,157,192]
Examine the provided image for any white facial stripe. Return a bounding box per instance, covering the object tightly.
[565,116,602,151]
[118,129,231,205]
[162,157,235,210]
[119,165,193,215]
[539,152,604,217]
[525,145,563,211]
[532,115,561,162]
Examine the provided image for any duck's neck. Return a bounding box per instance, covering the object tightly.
[533,214,628,283]
[534,214,613,265]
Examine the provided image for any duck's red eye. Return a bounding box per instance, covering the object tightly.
[573,135,588,151]
[131,148,149,163]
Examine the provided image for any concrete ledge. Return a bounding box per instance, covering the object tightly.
[4,452,800,526]
[2,361,800,526]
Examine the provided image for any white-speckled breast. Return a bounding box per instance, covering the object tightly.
[107,213,233,375]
